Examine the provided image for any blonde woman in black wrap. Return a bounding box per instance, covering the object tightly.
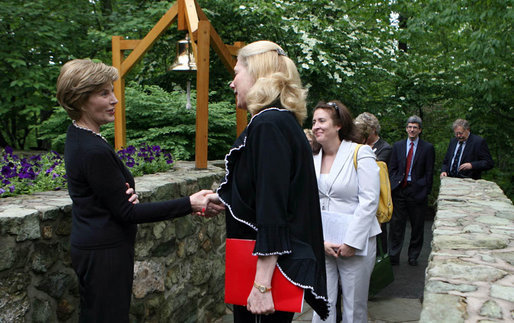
[207,41,329,322]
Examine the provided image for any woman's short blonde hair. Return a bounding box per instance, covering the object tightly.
[237,40,307,124]
[56,59,118,120]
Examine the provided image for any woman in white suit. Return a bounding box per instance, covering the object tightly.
[311,101,381,323]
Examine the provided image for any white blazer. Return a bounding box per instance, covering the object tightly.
[313,140,381,251]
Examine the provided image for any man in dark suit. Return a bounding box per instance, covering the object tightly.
[440,119,494,179]
[388,115,435,266]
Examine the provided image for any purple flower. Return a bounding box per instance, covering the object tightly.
[9,185,15,193]
[19,168,36,180]
[5,146,13,155]
[50,151,62,160]
[21,159,32,168]
[125,146,136,155]
[126,157,136,168]
[52,173,60,179]
[2,164,16,178]
[0,188,5,195]
[164,152,174,164]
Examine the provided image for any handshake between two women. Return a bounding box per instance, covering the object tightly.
[190,190,225,218]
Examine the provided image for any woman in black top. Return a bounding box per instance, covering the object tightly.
[208,41,329,322]
[56,59,222,322]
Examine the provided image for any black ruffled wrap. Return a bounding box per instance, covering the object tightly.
[218,107,329,320]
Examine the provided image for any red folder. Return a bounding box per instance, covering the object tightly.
[224,238,304,313]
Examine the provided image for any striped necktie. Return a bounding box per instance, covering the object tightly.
[402,142,414,187]
[451,142,463,176]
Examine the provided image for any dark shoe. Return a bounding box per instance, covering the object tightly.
[390,256,399,266]
[408,259,418,266]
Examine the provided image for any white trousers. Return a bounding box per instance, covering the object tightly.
[312,236,376,323]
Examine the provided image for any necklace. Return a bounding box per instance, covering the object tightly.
[72,120,107,142]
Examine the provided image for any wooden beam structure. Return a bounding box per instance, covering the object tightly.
[112,0,245,168]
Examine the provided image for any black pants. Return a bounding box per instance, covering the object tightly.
[388,186,426,261]
[71,241,135,323]
[233,305,294,323]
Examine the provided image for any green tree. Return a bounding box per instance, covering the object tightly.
[39,83,236,161]
[0,0,93,149]
[3,0,512,199]
[392,0,513,198]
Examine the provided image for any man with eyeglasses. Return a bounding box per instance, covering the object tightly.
[440,119,494,180]
[388,115,435,266]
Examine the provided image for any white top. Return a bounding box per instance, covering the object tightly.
[313,140,381,251]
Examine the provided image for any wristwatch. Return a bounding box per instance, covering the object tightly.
[253,281,272,293]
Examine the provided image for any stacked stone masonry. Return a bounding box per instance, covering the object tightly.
[2,162,513,322]
[420,177,514,322]
[0,161,227,323]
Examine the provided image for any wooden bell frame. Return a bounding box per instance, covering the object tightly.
[112,0,246,169]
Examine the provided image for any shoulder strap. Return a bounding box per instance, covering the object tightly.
[353,144,363,170]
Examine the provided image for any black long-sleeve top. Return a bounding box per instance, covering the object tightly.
[65,125,191,249]
[217,107,329,319]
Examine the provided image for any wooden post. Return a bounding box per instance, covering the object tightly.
[233,41,247,137]
[195,20,210,169]
[111,0,241,165]
[112,36,126,150]
[177,0,186,30]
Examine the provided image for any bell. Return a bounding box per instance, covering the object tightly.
[169,35,197,72]
[169,35,196,109]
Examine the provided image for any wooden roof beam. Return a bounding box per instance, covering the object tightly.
[120,2,179,78]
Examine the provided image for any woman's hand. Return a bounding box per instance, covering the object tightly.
[190,190,225,217]
[247,285,275,315]
[337,243,356,257]
[247,255,277,315]
[125,183,139,204]
[324,241,340,258]
[204,193,225,217]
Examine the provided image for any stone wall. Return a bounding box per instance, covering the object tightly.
[0,161,227,323]
[420,177,514,322]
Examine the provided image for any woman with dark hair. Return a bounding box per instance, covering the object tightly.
[57,59,222,322]
[311,101,380,323]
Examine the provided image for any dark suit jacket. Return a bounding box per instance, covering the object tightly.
[372,138,392,166]
[389,138,435,202]
[441,133,494,179]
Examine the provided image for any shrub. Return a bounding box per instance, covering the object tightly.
[0,146,66,197]
[38,82,237,160]
[0,144,174,198]
[117,143,174,177]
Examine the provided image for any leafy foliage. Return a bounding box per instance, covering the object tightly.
[0,0,92,148]
[391,0,513,200]
[2,0,512,200]
[116,144,174,177]
[0,147,67,197]
[0,143,176,198]
[39,83,237,161]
